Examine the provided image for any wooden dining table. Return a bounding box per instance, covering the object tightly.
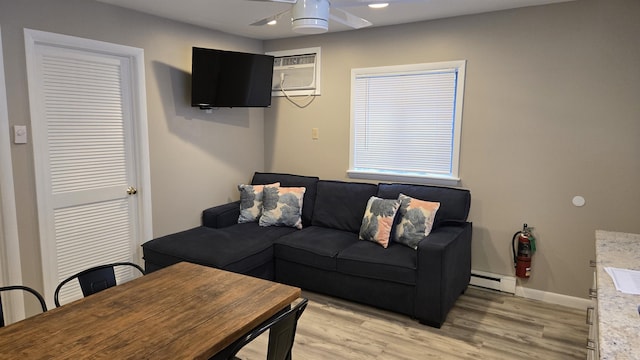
[0,262,301,359]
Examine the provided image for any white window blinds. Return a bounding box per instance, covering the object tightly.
[349,61,466,183]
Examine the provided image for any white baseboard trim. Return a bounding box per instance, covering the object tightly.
[514,285,591,310]
[470,269,591,310]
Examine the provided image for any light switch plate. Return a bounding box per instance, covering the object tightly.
[14,125,27,144]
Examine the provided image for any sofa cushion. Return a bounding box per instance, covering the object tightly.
[336,241,417,285]
[142,223,296,274]
[311,180,378,233]
[358,196,401,248]
[393,193,440,249]
[376,183,470,225]
[274,226,358,271]
[259,186,305,229]
[251,172,319,227]
[237,183,279,223]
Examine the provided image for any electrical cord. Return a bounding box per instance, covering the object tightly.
[280,73,316,109]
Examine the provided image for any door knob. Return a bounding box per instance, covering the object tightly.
[127,186,137,195]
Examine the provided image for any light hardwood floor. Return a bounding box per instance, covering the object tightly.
[236,286,588,359]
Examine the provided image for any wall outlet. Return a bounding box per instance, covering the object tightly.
[311,128,319,140]
[14,125,27,144]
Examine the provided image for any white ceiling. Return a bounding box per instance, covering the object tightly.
[95,0,573,40]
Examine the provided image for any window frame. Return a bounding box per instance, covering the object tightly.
[348,60,466,186]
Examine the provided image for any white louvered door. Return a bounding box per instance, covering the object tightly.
[25,31,150,307]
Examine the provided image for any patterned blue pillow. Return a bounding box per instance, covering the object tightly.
[259,186,306,229]
[393,193,440,249]
[237,182,280,223]
[358,196,400,248]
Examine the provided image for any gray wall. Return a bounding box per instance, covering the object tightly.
[264,0,640,298]
[2,0,638,302]
[1,0,266,295]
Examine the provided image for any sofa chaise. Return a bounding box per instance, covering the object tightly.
[142,172,472,328]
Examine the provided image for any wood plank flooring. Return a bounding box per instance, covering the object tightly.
[235,286,588,359]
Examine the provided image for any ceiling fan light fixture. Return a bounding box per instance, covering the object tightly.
[252,0,371,34]
[291,0,329,34]
[292,18,328,33]
[267,20,277,25]
[368,3,389,9]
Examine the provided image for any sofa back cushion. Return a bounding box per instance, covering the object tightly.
[312,180,378,233]
[251,172,319,226]
[376,183,470,225]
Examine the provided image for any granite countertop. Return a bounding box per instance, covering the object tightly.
[595,230,640,359]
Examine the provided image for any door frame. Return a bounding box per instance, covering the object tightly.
[0,26,27,322]
[23,29,153,304]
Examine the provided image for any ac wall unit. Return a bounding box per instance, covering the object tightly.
[267,47,321,97]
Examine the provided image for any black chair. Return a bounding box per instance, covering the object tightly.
[54,262,145,307]
[0,285,48,327]
[211,298,308,360]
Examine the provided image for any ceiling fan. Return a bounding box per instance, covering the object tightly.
[249,0,402,35]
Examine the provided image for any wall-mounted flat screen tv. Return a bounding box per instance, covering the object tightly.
[191,47,275,108]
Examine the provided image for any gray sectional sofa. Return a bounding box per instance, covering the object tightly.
[142,172,472,328]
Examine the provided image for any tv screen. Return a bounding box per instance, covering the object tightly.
[191,47,275,108]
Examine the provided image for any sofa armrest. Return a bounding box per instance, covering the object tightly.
[202,201,241,228]
[414,222,472,327]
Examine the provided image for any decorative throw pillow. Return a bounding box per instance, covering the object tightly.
[259,186,306,229]
[358,196,401,248]
[393,193,440,249]
[237,182,280,223]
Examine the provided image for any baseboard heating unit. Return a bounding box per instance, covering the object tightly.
[470,270,516,294]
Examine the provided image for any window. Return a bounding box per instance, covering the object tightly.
[348,60,466,185]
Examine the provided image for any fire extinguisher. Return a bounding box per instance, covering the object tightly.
[512,223,536,278]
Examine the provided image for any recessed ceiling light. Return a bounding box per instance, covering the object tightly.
[267,20,277,25]
[368,3,389,9]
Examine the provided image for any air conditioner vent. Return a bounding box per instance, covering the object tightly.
[274,54,316,67]
[267,47,321,97]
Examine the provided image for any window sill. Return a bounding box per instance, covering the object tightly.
[347,170,460,187]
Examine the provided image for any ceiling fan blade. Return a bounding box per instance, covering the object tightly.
[332,0,423,7]
[329,7,372,29]
[247,0,297,3]
[251,8,291,26]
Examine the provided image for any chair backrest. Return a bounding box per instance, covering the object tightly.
[54,262,145,307]
[266,298,308,360]
[212,298,308,360]
[0,285,48,327]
